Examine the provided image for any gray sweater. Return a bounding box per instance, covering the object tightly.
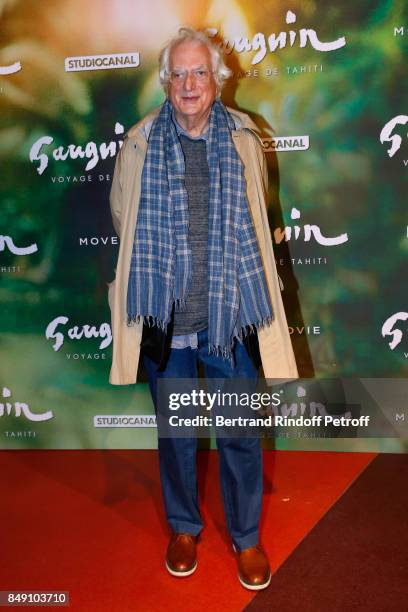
[172,134,209,335]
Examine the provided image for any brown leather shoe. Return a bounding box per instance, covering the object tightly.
[235,544,271,590]
[165,533,198,577]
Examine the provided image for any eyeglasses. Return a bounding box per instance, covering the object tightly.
[168,68,213,85]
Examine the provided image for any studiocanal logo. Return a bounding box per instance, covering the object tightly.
[65,52,140,72]
[29,122,124,177]
[382,312,408,358]
[263,136,309,152]
[380,115,408,166]
[93,415,157,428]
[1,387,53,422]
[45,315,112,360]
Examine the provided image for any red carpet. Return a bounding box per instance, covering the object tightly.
[0,450,376,611]
[246,454,408,612]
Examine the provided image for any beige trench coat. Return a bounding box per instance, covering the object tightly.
[108,104,299,385]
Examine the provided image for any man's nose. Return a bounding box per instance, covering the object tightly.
[184,72,194,90]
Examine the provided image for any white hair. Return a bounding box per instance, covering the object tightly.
[158,26,232,96]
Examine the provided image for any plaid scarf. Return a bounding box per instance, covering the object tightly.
[127,98,274,362]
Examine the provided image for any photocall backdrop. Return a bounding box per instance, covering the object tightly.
[0,0,407,451]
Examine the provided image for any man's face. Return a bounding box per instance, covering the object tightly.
[167,40,217,123]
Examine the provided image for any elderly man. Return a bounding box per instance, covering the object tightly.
[108,27,298,590]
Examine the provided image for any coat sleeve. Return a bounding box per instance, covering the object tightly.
[109,136,128,237]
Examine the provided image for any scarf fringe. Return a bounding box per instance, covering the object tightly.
[209,315,275,361]
[208,343,233,361]
[126,296,192,329]
[127,314,168,331]
[237,314,274,342]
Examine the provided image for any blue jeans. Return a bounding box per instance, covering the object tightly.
[143,328,262,551]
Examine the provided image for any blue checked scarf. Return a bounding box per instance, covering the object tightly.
[127,98,274,362]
